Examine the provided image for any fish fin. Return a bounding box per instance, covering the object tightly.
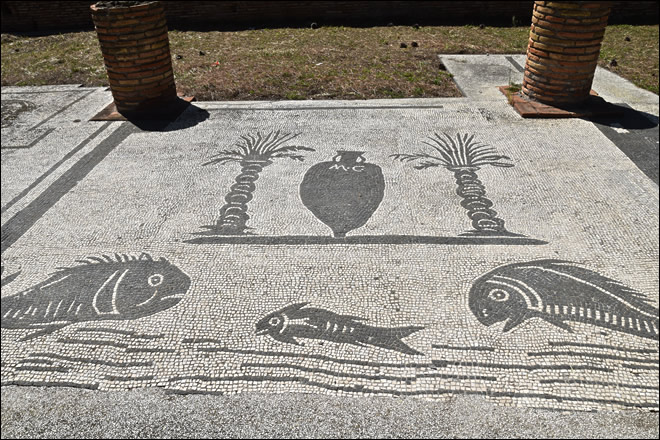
[393,326,425,338]
[502,312,531,333]
[339,314,368,322]
[139,253,153,261]
[269,332,302,346]
[306,308,368,324]
[19,323,70,341]
[371,338,424,356]
[390,341,424,356]
[539,315,573,333]
[521,260,658,315]
[280,302,309,317]
[1,269,21,287]
[350,340,369,348]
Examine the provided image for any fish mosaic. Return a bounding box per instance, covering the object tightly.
[1,253,191,340]
[256,302,425,355]
[469,259,659,340]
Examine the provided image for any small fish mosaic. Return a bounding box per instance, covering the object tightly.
[256,303,425,355]
[1,253,191,340]
[469,259,659,340]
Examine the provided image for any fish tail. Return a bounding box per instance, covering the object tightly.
[392,326,425,338]
[1,269,21,287]
[375,326,425,355]
[375,337,424,356]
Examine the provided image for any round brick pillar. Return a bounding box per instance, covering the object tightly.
[91,1,177,118]
[523,1,612,105]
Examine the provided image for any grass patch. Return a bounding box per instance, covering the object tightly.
[504,82,522,105]
[598,25,659,94]
[1,25,657,99]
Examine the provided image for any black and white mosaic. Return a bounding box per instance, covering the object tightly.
[256,303,424,355]
[391,132,516,236]
[1,253,190,340]
[197,130,315,236]
[300,151,385,238]
[469,260,659,340]
[1,99,36,129]
[1,84,658,412]
[191,131,537,244]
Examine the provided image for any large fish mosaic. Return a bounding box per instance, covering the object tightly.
[1,253,191,340]
[469,259,659,340]
[256,303,425,355]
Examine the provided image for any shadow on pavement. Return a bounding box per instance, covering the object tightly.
[589,104,659,185]
[129,102,210,132]
[589,104,658,130]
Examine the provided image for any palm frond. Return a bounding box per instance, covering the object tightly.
[233,141,251,156]
[210,149,245,158]
[270,153,307,161]
[390,152,449,167]
[467,144,498,157]
[477,160,511,168]
[201,149,246,166]
[393,133,514,170]
[204,130,312,165]
[469,149,504,162]
[269,145,316,154]
[413,161,445,170]
[255,130,279,155]
[420,140,455,165]
[261,131,302,155]
[440,132,463,166]
[201,157,242,166]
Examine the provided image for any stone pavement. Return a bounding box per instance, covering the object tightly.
[1,55,658,437]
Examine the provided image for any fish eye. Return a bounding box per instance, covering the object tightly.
[488,289,509,302]
[148,274,164,287]
[269,317,281,326]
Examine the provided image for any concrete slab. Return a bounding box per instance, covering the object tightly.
[1,56,658,436]
[440,54,526,100]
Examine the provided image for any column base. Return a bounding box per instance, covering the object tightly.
[91,95,195,122]
[499,87,624,119]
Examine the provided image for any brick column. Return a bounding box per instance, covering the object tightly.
[91,1,177,118]
[523,1,612,106]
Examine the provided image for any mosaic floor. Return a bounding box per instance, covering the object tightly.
[1,59,658,412]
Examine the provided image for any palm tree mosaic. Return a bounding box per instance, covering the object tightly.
[202,130,314,235]
[391,132,518,236]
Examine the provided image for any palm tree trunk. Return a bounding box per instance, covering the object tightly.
[451,167,508,234]
[215,159,271,234]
